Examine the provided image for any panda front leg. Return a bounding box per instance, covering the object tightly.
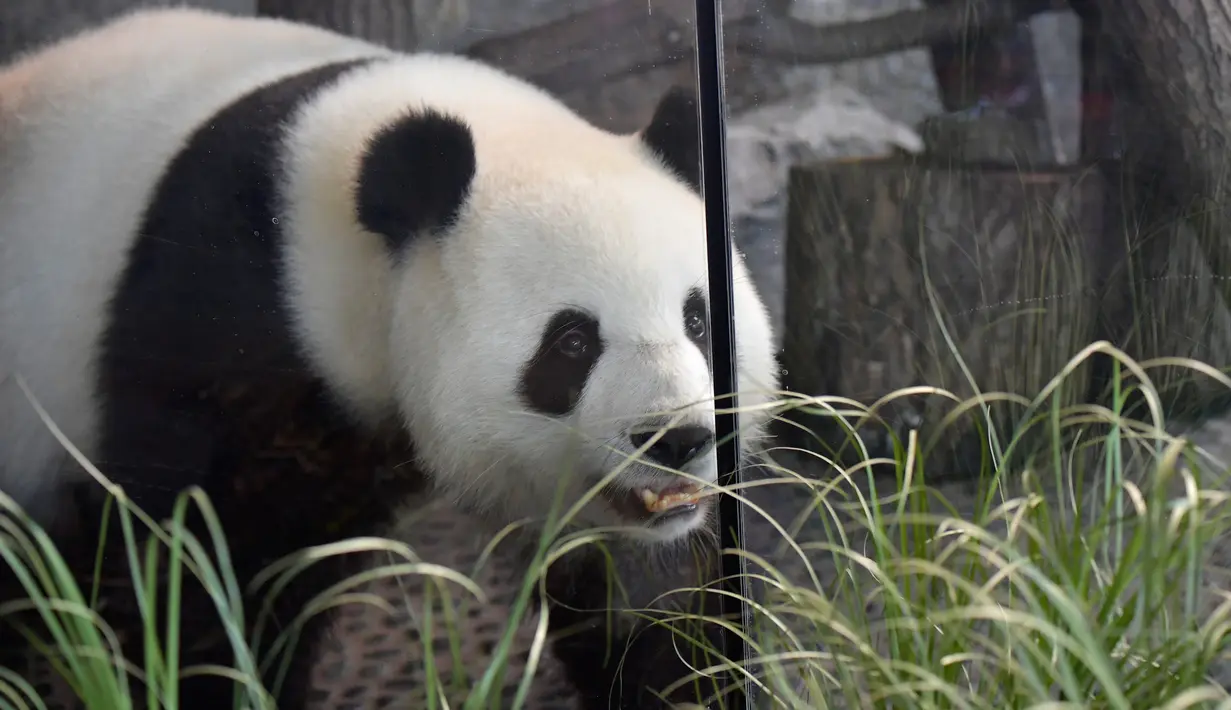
[63,465,271,710]
[68,468,392,710]
[51,391,346,710]
[552,608,741,710]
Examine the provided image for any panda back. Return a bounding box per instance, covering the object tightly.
[0,8,391,526]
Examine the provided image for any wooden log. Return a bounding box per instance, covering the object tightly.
[0,0,254,65]
[460,0,1067,115]
[258,0,419,50]
[463,0,694,91]
[253,0,698,131]
[729,0,1066,66]
[780,157,1105,472]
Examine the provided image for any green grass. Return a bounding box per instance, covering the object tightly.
[5,343,1231,709]
[739,367,1231,708]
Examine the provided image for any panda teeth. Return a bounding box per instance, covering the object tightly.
[639,484,703,513]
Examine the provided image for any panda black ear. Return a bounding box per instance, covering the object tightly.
[355,109,476,252]
[639,86,700,194]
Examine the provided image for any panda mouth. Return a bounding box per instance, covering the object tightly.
[638,482,706,514]
[606,480,708,523]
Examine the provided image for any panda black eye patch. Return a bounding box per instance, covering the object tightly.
[518,309,603,417]
[684,287,712,373]
[684,288,708,344]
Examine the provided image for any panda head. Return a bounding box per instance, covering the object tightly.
[287,74,778,545]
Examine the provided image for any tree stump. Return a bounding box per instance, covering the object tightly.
[781,157,1106,473]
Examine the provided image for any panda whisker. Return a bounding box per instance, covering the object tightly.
[468,451,513,484]
[597,434,630,472]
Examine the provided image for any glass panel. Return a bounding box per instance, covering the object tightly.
[724,0,1231,706]
[694,5,756,710]
[0,2,749,709]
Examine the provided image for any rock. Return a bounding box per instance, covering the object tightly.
[727,83,924,219]
[787,0,945,129]
[726,83,925,345]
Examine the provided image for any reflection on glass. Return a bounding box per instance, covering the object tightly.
[11,0,1227,707]
[0,2,777,709]
[725,0,1231,707]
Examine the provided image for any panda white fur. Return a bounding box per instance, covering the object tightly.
[0,7,779,710]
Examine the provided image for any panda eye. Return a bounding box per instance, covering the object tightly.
[684,310,706,340]
[557,330,589,358]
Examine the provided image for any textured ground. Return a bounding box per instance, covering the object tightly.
[17,449,895,709]
[27,494,585,710]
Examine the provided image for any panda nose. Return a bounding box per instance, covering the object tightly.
[629,425,715,469]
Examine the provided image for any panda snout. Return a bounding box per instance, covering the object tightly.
[628,425,714,470]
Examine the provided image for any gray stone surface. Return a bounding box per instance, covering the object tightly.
[726,84,926,345]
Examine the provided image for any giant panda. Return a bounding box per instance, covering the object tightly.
[0,6,780,710]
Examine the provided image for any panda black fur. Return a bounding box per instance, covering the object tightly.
[0,7,780,710]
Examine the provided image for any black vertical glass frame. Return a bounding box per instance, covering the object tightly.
[693,0,750,702]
